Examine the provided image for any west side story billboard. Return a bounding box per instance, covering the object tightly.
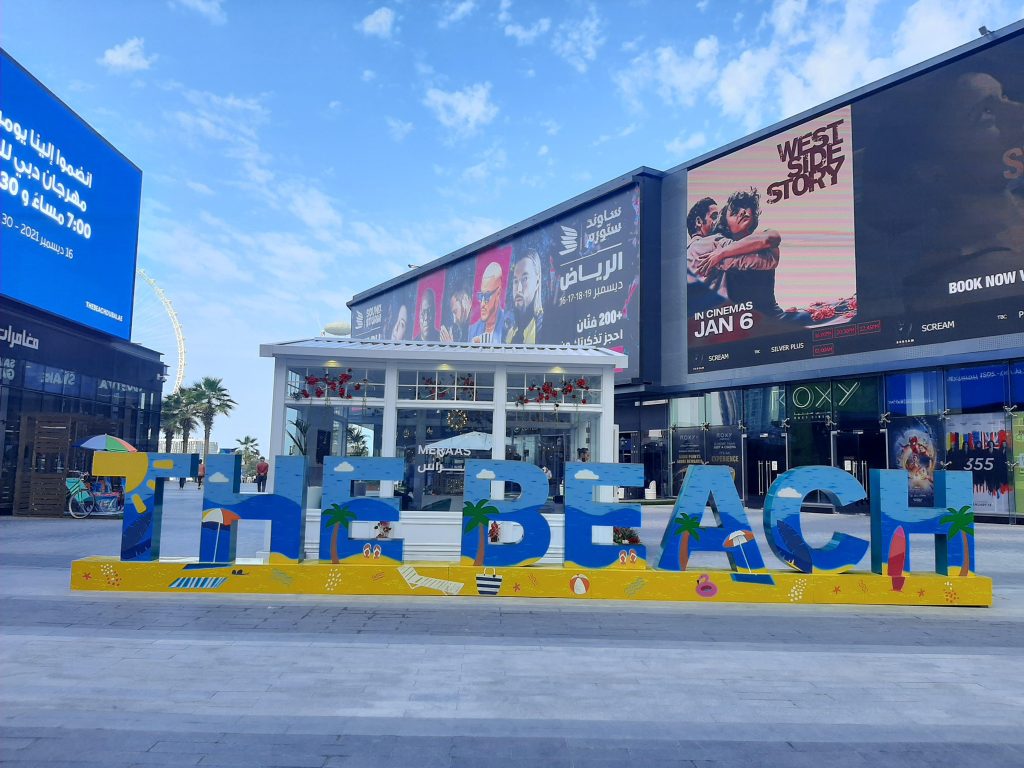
[350,185,641,380]
[0,50,142,340]
[685,31,1024,374]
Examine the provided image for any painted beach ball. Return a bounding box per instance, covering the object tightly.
[570,574,590,595]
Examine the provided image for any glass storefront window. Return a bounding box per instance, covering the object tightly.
[396,407,495,511]
[704,390,742,426]
[1010,361,1024,409]
[885,370,942,416]
[287,404,385,487]
[397,369,494,402]
[505,407,597,491]
[832,377,880,429]
[288,366,386,401]
[945,364,1009,414]
[669,396,702,427]
[743,386,786,434]
[506,371,600,405]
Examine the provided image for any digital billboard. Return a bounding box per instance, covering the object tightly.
[351,185,641,380]
[0,51,141,340]
[686,32,1024,374]
[686,106,857,371]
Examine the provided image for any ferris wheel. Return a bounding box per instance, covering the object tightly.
[132,268,187,393]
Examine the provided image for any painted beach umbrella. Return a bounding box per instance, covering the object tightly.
[77,434,137,452]
[202,508,241,526]
[723,529,756,571]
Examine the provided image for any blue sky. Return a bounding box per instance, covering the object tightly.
[4,0,1023,451]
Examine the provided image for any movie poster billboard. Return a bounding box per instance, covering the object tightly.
[670,427,704,496]
[351,185,641,380]
[686,32,1024,375]
[887,416,943,507]
[707,426,743,495]
[945,413,1012,518]
[854,33,1024,346]
[686,106,857,372]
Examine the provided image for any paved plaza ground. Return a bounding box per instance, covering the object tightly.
[1,485,1023,767]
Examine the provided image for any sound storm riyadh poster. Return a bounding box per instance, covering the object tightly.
[686,106,858,373]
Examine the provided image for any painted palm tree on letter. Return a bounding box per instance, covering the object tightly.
[463,498,500,566]
[940,505,974,577]
[324,503,356,564]
[673,513,701,572]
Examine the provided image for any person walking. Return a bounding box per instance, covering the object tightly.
[255,456,269,492]
[197,460,206,489]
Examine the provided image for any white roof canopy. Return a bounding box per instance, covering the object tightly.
[259,337,627,368]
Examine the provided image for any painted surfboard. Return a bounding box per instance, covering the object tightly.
[889,526,907,592]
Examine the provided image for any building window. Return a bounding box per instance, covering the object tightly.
[395,408,495,511]
[945,363,1009,414]
[505,372,601,405]
[397,369,493,402]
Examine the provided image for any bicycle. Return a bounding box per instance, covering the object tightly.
[65,474,124,518]
[66,475,96,518]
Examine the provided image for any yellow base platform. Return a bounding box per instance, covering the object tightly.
[70,558,992,606]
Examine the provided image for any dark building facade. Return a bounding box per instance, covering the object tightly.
[0,300,163,515]
[350,23,1024,521]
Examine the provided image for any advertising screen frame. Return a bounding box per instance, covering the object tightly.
[349,180,645,383]
[663,23,1024,391]
[0,48,142,341]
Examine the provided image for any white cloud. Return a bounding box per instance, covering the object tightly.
[769,0,809,39]
[386,116,414,142]
[284,185,343,241]
[334,461,355,473]
[358,7,396,39]
[476,469,496,479]
[574,469,600,480]
[185,180,214,195]
[665,131,706,157]
[461,146,506,183]
[208,471,230,483]
[98,38,157,73]
[498,0,512,24]
[776,487,803,499]
[505,16,551,45]
[361,69,377,82]
[169,86,274,196]
[615,36,719,112]
[423,82,498,137]
[715,47,779,132]
[537,144,549,157]
[439,0,475,28]
[696,0,709,10]
[541,119,561,136]
[173,0,227,25]
[594,123,637,146]
[328,100,342,112]
[552,5,605,73]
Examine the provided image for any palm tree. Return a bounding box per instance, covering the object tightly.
[176,387,202,454]
[160,391,184,453]
[323,503,356,564]
[236,435,260,478]
[287,417,309,456]
[191,377,236,459]
[672,512,702,572]
[940,505,975,577]
[345,426,369,457]
[463,498,500,567]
